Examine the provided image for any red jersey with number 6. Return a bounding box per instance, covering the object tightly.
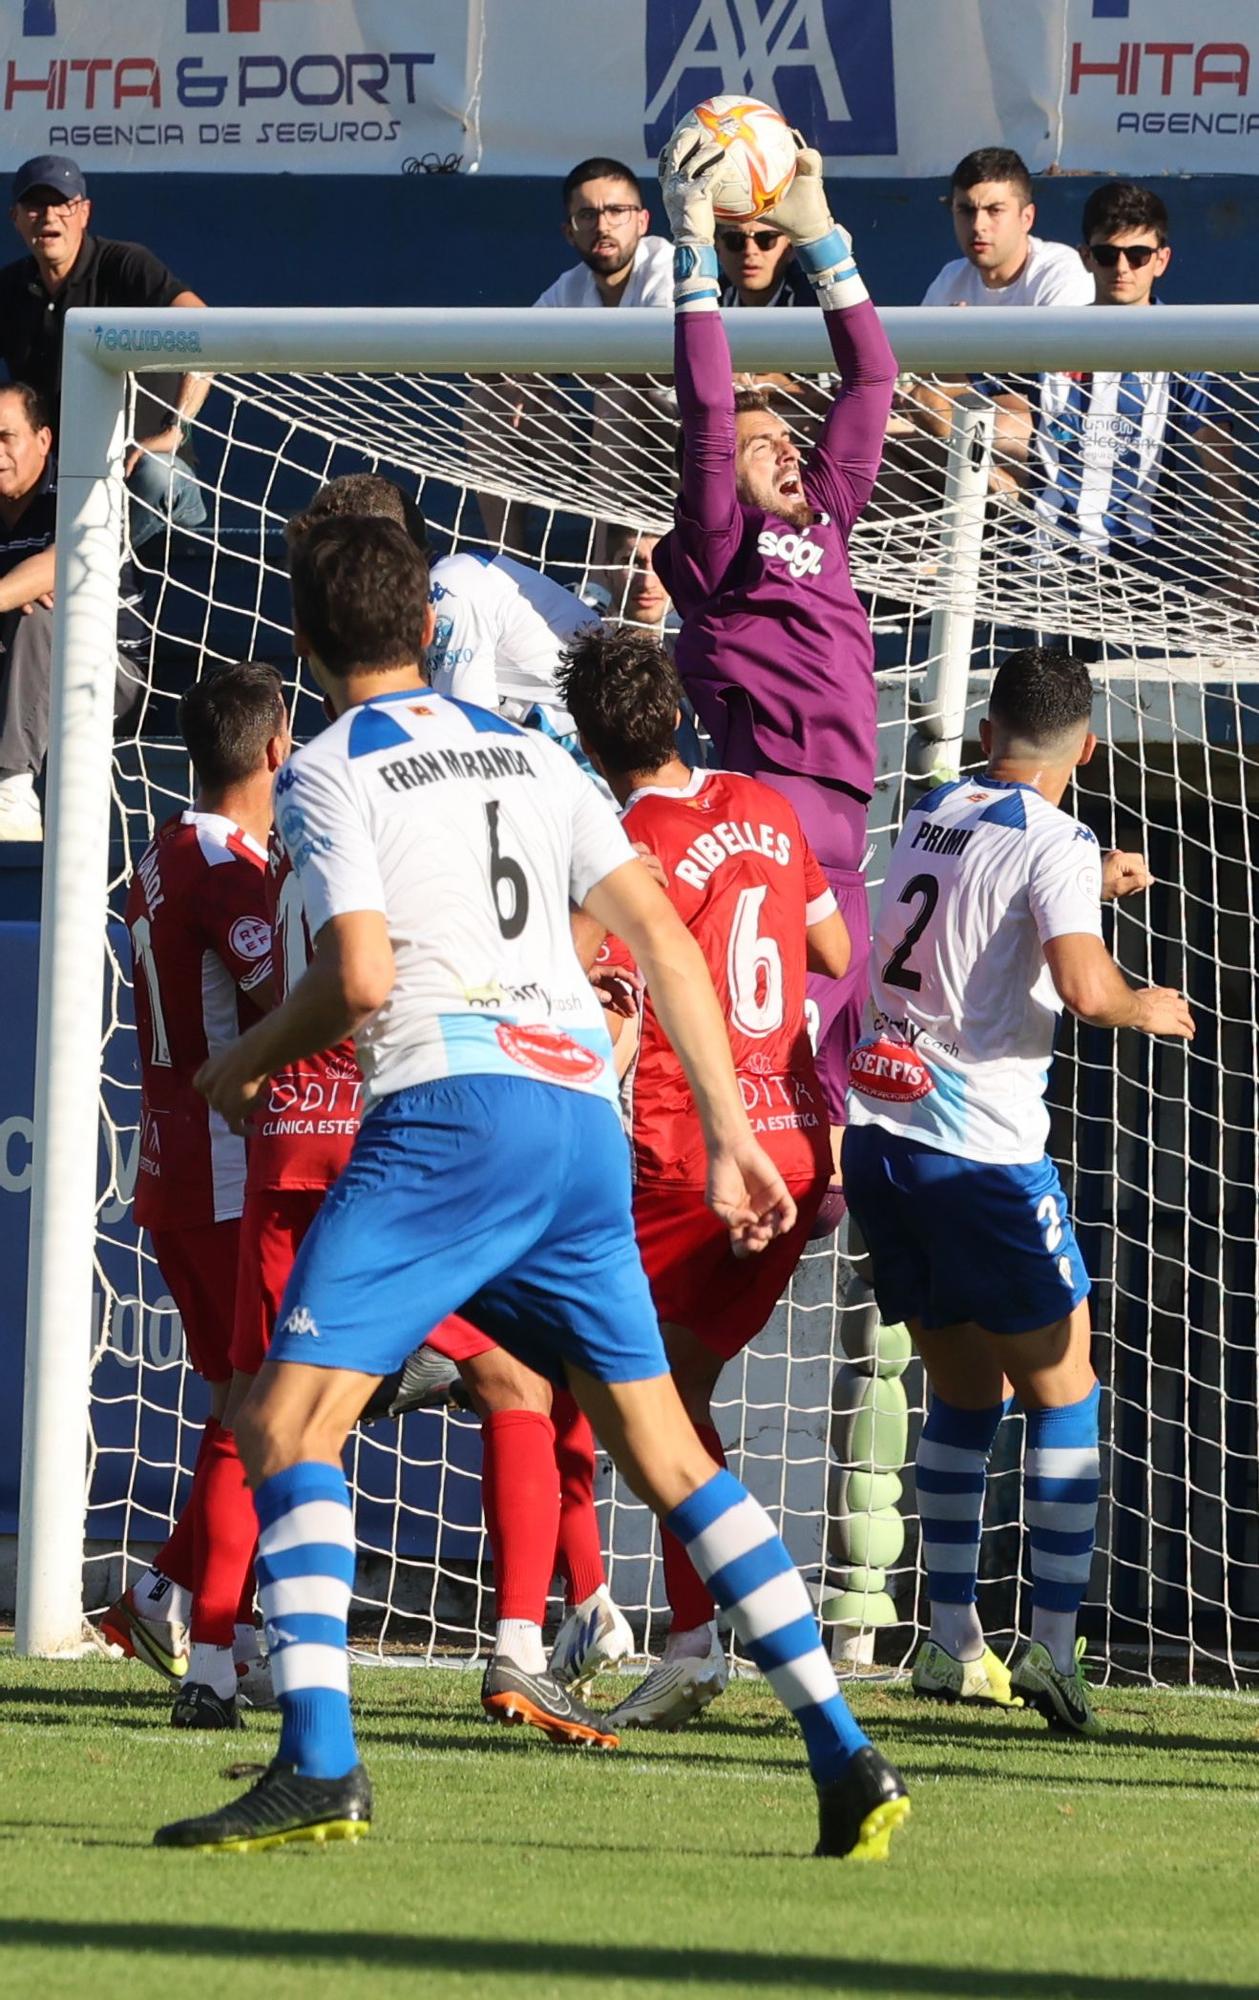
[621,769,834,1186]
[245,832,363,1193]
[126,811,272,1230]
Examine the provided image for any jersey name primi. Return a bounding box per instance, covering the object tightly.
[847,777,1104,1165]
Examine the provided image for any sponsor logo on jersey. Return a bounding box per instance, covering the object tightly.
[849,1037,935,1103]
[495,1022,605,1085]
[229,915,272,961]
[279,1304,320,1338]
[275,765,298,795]
[464,978,507,1009]
[756,527,825,579]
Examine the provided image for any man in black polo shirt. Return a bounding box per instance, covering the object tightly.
[0,380,142,839]
[0,153,208,551]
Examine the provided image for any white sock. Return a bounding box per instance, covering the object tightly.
[495,1619,546,1674]
[135,1566,191,1625]
[234,1622,261,1664]
[188,1640,238,1699]
[1031,1606,1079,1677]
[663,1622,716,1663]
[930,1603,986,1663]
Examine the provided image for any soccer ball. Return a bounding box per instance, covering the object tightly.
[671,96,797,223]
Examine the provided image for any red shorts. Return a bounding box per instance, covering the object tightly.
[149,1220,241,1383]
[426,1314,496,1364]
[633,1173,827,1360]
[230,1187,326,1375]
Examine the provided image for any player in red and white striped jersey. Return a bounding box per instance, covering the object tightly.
[559,624,851,1729]
[100,663,289,1707]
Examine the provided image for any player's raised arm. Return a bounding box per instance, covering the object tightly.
[659,136,740,545]
[762,141,898,531]
[581,852,796,1251]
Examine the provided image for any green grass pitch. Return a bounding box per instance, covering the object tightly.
[2,1648,1257,2000]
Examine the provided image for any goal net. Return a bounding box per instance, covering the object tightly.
[18,305,1258,1688]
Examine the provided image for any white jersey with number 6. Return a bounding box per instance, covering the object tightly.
[847,776,1104,1165]
[274,690,633,1109]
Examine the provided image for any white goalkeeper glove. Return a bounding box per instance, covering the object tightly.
[764,139,867,312]
[658,130,722,312]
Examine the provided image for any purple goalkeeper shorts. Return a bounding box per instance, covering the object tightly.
[757,770,871,1127]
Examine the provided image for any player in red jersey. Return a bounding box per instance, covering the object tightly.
[558,624,851,1729]
[100,663,288,1704]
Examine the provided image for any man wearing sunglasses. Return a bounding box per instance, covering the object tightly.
[1021,183,1248,595]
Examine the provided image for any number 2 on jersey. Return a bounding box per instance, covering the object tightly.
[882,873,940,992]
[727,884,784,1037]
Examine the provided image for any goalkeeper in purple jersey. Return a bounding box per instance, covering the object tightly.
[653,132,897,1213]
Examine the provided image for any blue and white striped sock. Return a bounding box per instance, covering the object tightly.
[255,1461,359,1780]
[916,1397,1005,1660]
[666,1468,867,1784]
[1025,1383,1101,1674]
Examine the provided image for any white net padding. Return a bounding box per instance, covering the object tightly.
[79,320,1258,1684]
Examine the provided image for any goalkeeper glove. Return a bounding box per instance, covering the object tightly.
[764,140,867,312]
[658,131,722,312]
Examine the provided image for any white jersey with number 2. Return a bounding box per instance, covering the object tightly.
[847,776,1104,1166]
[273,690,633,1110]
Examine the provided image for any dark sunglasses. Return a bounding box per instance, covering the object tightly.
[1088,241,1160,269]
[718,228,783,252]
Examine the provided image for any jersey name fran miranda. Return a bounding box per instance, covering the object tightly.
[674,819,794,891]
[378,743,536,793]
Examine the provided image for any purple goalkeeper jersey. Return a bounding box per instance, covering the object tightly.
[653,301,897,801]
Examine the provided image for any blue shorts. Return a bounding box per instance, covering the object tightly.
[842,1125,1090,1336]
[268,1074,668,1385]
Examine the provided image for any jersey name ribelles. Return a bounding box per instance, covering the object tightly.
[674,819,794,891]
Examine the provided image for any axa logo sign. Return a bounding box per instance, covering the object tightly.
[23,0,327,30]
[645,0,896,161]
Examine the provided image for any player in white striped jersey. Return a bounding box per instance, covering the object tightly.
[845,647,1193,1733]
[154,514,909,1861]
[1003,184,1249,596]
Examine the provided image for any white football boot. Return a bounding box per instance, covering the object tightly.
[548,1584,634,1695]
[607,1626,729,1730]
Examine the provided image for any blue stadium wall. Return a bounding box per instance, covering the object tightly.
[70,171,1259,308]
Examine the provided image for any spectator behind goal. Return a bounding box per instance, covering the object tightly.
[0,153,209,548]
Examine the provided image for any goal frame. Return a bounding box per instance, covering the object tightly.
[16,300,1259,1656]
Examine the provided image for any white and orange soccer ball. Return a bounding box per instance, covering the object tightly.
[670,95,798,223]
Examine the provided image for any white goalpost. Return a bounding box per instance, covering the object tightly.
[16,303,1259,1686]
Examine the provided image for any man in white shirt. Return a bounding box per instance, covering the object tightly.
[535,157,673,310]
[844,646,1192,1737]
[923,148,1094,309]
[158,513,909,1862]
[910,149,1093,462]
[484,160,673,556]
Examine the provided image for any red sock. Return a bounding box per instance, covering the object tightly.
[551,1389,605,1605]
[662,1423,726,1631]
[480,1410,559,1623]
[153,1416,220,1592]
[191,1425,259,1647]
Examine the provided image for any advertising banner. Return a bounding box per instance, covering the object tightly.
[1,1,1256,180]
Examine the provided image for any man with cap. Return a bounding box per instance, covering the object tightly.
[0,154,209,548]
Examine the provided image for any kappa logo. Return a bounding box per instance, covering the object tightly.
[849,1037,934,1104]
[279,1305,320,1338]
[644,0,896,160]
[275,765,298,796]
[757,527,824,578]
